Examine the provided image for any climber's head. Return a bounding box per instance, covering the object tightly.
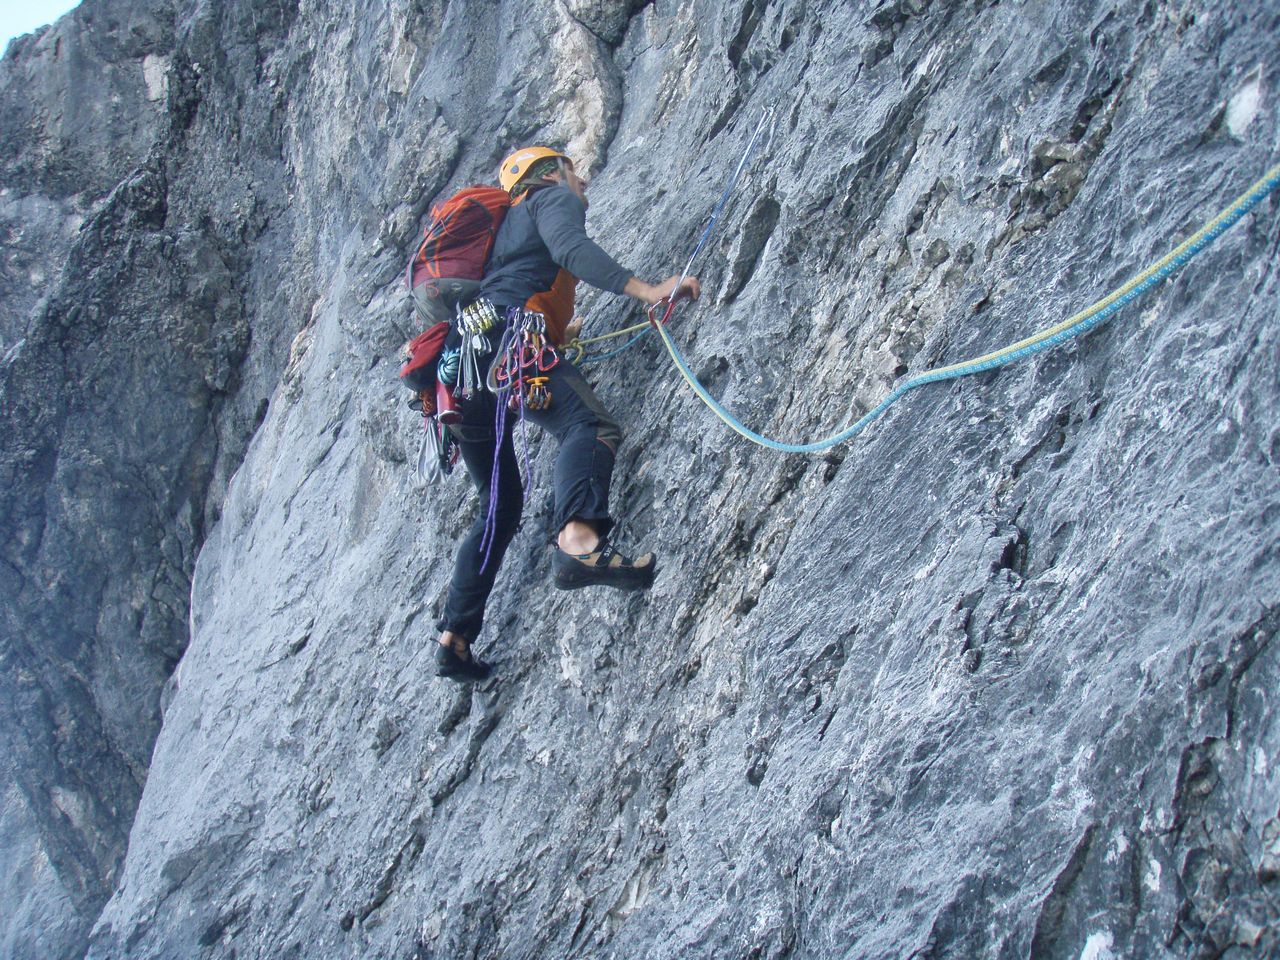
[499,146,587,204]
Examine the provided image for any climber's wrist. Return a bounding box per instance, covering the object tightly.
[624,276,661,305]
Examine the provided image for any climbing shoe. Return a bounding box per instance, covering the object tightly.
[553,541,657,591]
[434,642,493,683]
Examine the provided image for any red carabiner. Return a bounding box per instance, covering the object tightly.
[520,341,540,368]
[647,296,680,329]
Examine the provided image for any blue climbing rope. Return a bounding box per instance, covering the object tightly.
[650,161,1280,454]
[578,330,648,366]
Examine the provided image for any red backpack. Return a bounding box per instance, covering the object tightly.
[405,185,511,289]
[400,186,511,483]
[401,185,510,397]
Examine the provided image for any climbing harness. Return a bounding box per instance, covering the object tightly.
[566,108,776,364]
[649,161,1280,454]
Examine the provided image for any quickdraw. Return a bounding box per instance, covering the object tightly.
[567,107,776,364]
[649,107,774,332]
[650,161,1280,453]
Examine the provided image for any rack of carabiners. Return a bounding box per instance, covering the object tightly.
[415,300,560,487]
[485,307,557,410]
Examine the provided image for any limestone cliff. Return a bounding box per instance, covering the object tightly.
[1,1,1277,958]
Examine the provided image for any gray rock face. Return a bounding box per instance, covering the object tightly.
[1,2,307,956]
[1,0,1278,957]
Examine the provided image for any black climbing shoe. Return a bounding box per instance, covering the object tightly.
[434,642,493,682]
[553,541,658,591]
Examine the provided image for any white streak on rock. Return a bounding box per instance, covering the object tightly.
[142,55,169,102]
[1079,930,1115,960]
[1227,69,1263,138]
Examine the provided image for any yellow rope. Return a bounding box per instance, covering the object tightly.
[926,162,1280,377]
[645,161,1280,453]
[565,319,649,352]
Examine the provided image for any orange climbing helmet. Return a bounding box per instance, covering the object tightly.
[498,146,570,194]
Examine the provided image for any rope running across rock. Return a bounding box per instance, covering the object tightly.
[643,161,1280,453]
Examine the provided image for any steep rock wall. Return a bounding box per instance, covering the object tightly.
[1,0,310,955]
[2,0,1278,958]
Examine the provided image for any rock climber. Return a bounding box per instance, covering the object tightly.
[435,146,700,682]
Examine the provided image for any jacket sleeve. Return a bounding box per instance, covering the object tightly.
[530,188,633,295]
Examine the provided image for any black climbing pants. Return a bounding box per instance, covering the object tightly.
[437,341,622,643]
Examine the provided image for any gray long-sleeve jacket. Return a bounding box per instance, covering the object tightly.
[480,185,632,310]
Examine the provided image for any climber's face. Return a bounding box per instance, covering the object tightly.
[548,159,588,205]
